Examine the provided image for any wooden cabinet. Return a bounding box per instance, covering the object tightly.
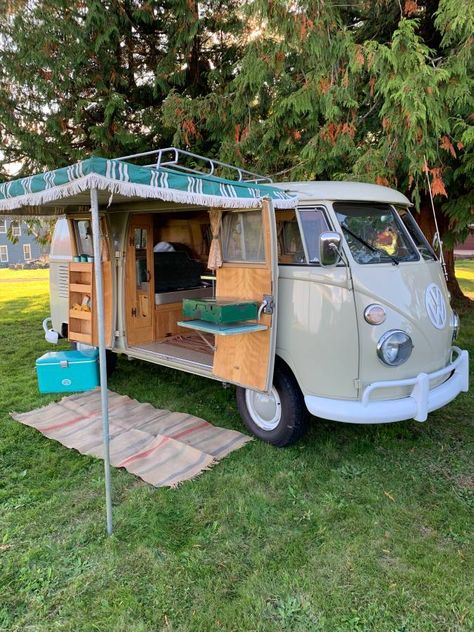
[68,262,112,346]
[154,302,189,340]
[69,262,94,344]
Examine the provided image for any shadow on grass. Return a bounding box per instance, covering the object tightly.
[0,295,50,321]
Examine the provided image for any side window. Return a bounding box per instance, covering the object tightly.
[74,220,94,257]
[398,208,436,261]
[276,210,305,264]
[50,218,73,259]
[221,210,265,263]
[299,207,330,264]
[73,218,110,261]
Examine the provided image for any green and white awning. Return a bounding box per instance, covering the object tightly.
[0,156,297,213]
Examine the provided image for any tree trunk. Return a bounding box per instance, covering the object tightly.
[416,196,466,302]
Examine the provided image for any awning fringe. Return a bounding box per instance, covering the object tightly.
[0,173,298,212]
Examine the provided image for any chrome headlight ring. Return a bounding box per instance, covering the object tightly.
[451,311,460,341]
[377,330,414,366]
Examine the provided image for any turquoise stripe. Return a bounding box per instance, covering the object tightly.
[0,156,293,203]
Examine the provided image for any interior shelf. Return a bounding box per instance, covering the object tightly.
[68,331,93,344]
[69,309,92,320]
[70,283,92,293]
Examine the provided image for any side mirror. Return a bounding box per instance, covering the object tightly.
[319,232,342,266]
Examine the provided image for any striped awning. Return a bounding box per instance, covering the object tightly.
[0,156,297,214]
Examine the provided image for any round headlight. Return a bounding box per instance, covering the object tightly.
[364,304,386,325]
[451,311,460,341]
[377,330,413,366]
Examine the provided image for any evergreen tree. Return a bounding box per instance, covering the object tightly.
[0,0,242,174]
[163,0,473,299]
[0,0,472,298]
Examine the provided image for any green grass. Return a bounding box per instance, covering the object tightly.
[455,259,474,299]
[1,269,473,632]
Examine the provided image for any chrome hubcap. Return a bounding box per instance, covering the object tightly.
[245,387,282,431]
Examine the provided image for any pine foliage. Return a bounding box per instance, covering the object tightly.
[0,0,472,293]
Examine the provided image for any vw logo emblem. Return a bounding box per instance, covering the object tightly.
[425,283,446,330]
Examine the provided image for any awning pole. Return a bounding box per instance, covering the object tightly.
[90,187,113,535]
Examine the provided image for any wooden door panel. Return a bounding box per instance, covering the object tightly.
[212,200,277,392]
[126,215,154,346]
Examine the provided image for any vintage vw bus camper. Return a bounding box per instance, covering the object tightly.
[46,149,469,446]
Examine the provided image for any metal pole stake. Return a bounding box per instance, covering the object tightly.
[90,187,113,535]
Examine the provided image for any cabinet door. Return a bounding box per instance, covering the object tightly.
[125,215,154,346]
[212,199,278,392]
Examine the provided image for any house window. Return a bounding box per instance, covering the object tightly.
[0,245,8,263]
[23,244,32,261]
[11,221,21,237]
[0,219,6,233]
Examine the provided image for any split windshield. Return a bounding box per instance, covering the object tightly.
[334,203,419,264]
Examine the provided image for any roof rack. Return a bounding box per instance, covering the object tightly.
[116,147,273,184]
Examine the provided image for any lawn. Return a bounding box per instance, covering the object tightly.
[455,259,474,300]
[0,265,473,632]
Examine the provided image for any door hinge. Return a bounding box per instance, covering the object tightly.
[114,330,124,338]
[353,378,361,391]
[262,294,274,315]
[131,307,137,317]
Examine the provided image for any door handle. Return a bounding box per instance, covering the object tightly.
[146,270,151,282]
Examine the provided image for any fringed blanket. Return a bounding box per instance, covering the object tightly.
[12,389,251,487]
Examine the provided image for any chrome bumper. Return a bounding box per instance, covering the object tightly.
[304,347,469,424]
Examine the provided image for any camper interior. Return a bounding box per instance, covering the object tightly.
[125,209,215,366]
[65,205,305,387]
[65,203,279,393]
[120,201,276,392]
[66,199,312,391]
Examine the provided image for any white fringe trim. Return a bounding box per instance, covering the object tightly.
[0,173,298,212]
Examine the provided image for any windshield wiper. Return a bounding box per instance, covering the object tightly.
[341,223,399,265]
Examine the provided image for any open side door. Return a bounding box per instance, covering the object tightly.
[125,214,154,346]
[212,199,278,392]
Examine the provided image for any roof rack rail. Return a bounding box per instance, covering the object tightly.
[116,147,273,184]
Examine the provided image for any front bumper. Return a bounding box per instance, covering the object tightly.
[304,346,469,424]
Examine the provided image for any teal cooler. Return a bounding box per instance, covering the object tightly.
[36,350,99,393]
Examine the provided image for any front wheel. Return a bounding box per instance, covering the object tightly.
[236,363,309,447]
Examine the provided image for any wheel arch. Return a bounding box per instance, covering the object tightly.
[275,352,304,395]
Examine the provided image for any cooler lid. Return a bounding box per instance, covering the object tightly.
[36,349,99,365]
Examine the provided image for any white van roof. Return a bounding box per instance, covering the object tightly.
[275,181,411,206]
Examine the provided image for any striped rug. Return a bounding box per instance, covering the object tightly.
[12,389,251,487]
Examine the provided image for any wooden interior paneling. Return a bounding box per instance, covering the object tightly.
[215,267,271,299]
[212,200,275,392]
[157,220,193,248]
[153,214,211,264]
[125,215,154,346]
[154,302,189,340]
